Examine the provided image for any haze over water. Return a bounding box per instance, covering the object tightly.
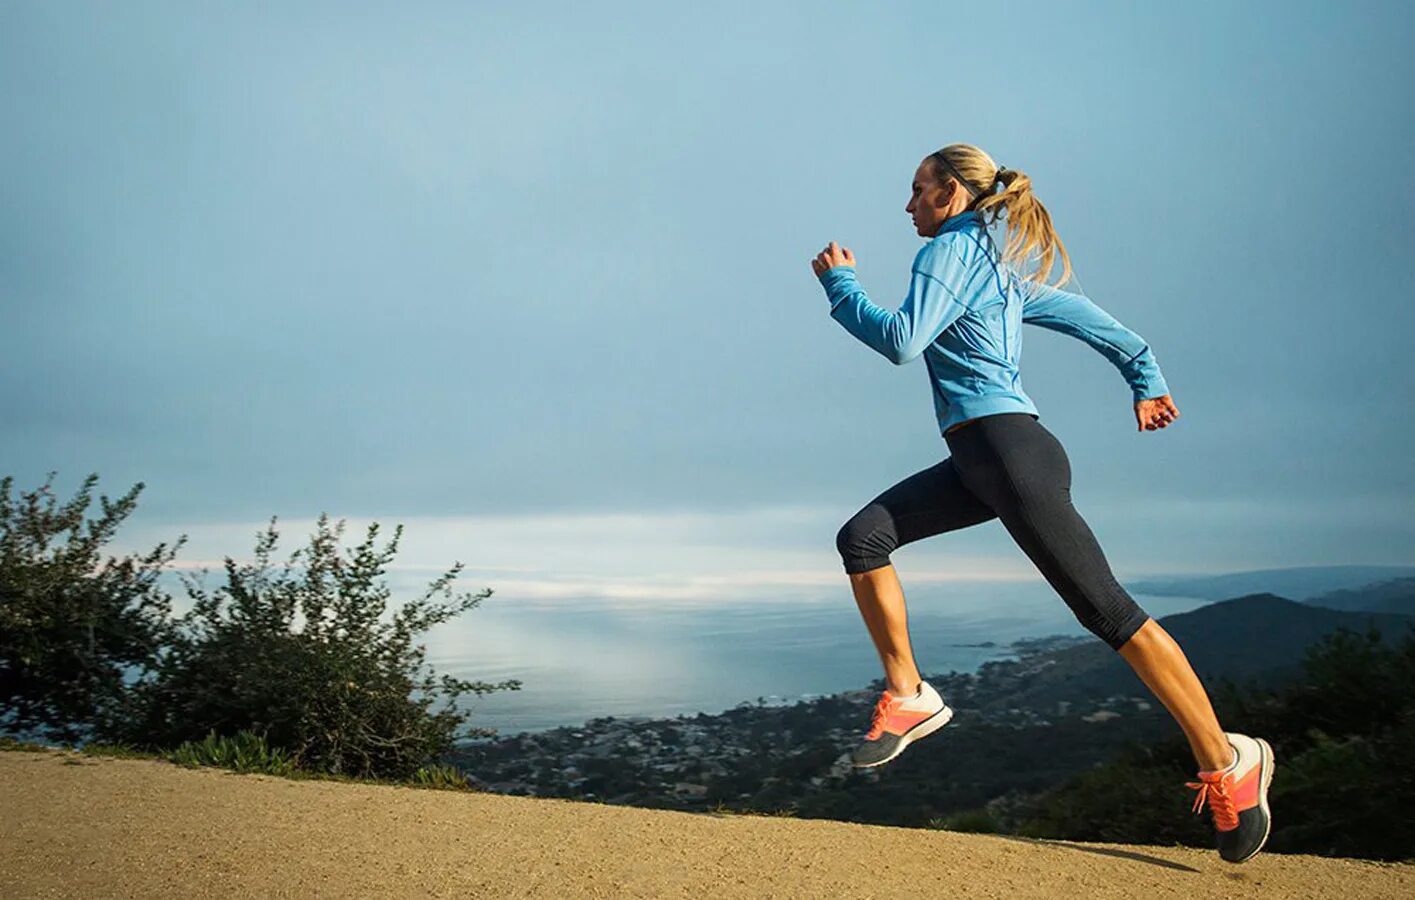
[427,582,1212,736]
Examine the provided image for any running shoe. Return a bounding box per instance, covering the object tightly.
[850,680,953,768]
[1185,731,1275,863]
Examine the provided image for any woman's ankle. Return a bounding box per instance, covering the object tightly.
[888,680,921,697]
[1197,741,1237,774]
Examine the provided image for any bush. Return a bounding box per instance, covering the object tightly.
[0,473,182,743]
[107,512,521,780]
[1209,623,1415,757]
[409,763,474,790]
[1016,624,1415,861]
[937,808,1000,834]
[1013,737,1213,847]
[1210,625,1415,860]
[168,730,296,775]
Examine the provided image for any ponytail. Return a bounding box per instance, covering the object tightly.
[929,144,1072,286]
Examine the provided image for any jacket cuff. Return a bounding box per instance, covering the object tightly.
[818,265,859,310]
[1127,359,1170,402]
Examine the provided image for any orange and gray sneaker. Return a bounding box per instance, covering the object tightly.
[1185,731,1276,863]
[850,680,953,768]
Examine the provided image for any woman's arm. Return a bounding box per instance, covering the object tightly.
[817,242,969,365]
[1019,278,1170,402]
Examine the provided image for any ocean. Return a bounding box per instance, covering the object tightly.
[424,581,1210,737]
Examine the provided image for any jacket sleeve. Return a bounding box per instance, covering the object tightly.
[1019,278,1170,401]
[817,242,969,365]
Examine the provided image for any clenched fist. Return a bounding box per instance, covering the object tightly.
[811,241,855,277]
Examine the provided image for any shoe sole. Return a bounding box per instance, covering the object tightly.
[852,704,954,768]
[1226,737,1275,864]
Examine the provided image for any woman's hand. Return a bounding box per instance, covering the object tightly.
[811,241,855,277]
[1135,394,1180,432]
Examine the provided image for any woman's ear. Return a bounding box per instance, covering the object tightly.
[937,178,958,210]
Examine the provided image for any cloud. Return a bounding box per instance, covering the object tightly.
[114,506,1038,608]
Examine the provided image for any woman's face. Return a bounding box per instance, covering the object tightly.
[906,158,963,238]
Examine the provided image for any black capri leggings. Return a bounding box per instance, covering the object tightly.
[835,412,1151,651]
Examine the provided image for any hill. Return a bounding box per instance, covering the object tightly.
[1303,576,1415,615]
[1,750,1411,899]
[977,593,1415,712]
[1128,566,1415,602]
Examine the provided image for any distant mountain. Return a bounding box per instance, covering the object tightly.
[972,592,1415,712]
[1128,565,1415,602]
[1302,576,1415,615]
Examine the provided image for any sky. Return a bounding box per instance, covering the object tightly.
[3,1,1413,610]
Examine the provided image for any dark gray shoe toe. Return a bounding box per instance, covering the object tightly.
[851,733,902,768]
[1218,807,1271,863]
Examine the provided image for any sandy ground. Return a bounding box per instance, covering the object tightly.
[1,750,1412,899]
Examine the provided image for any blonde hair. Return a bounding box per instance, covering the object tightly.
[928,143,1072,286]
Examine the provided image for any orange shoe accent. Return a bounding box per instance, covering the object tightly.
[885,709,932,735]
[1229,765,1262,809]
[865,691,934,739]
[865,692,898,740]
[1186,770,1240,832]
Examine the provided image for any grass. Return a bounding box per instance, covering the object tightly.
[1,732,481,794]
[931,808,1000,834]
[0,736,52,753]
[83,742,162,760]
[167,730,297,774]
[708,799,799,818]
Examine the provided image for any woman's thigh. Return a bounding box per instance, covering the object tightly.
[836,457,998,573]
[947,413,1149,649]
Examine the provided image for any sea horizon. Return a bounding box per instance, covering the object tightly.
[428,582,1213,737]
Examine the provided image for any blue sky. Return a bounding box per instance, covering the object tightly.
[3,1,1412,607]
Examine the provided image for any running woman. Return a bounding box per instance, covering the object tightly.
[810,143,1274,864]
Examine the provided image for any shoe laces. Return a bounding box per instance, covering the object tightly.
[1185,771,1239,831]
[866,691,898,741]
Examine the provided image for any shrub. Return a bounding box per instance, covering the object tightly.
[109,513,521,780]
[168,730,296,775]
[409,763,473,790]
[938,808,1000,834]
[1013,737,1213,846]
[1016,625,1415,861]
[0,473,182,743]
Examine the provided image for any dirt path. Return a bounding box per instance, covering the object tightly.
[1,750,1411,899]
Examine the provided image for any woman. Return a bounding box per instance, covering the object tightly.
[809,143,1274,864]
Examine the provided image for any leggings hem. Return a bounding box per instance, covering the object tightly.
[1106,609,1152,651]
[842,556,892,575]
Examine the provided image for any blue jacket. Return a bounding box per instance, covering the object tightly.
[817,210,1170,436]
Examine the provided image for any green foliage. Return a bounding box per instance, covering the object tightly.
[167,730,296,775]
[1209,623,1415,756]
[0,473,182,742]
[1205,622,1415,859]
[937,808,1000,834]
[1016,623,1415,861]
[108,513,521,780]
[1013,737,1213,846]
[409,762,473,790]
[81,741,158,760]
[707,800,797,818]
[0,735,52,752]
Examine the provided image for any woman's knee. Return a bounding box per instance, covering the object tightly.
[836,506,896,574]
